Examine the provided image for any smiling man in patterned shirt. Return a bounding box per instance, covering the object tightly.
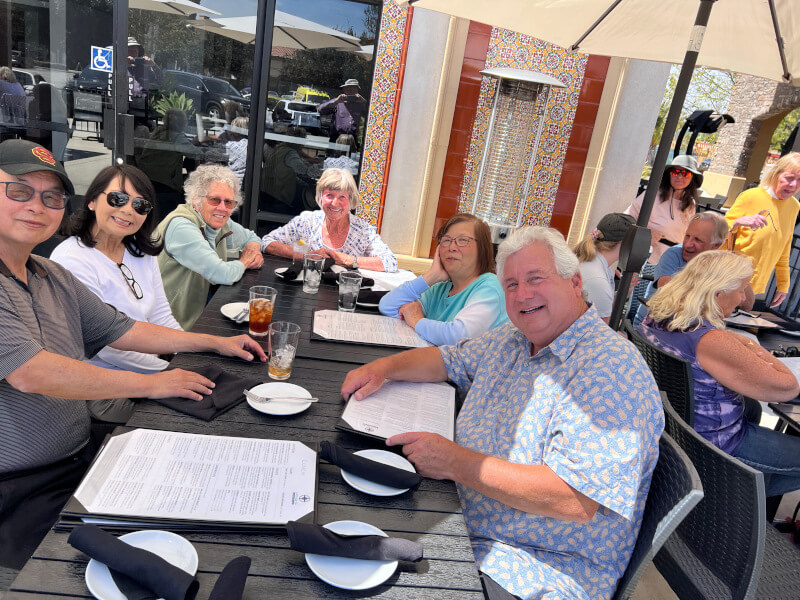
[342,226,663,600]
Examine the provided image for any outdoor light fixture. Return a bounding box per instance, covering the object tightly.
[470,67,566,242]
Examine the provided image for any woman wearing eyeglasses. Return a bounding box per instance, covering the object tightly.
[51,164,181,421]
[725,152,800,308]
[156,164,263,330]
[624,154,702,264]
[379,214,507,346]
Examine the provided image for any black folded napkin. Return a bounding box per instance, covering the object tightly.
[356,290,389,305]
[154,366,263,421]
[68,525,199,600]
[286,521,423,562]
[208,556,251,600]
[320,270,375,287]
[280,265,302,282]
[111,571,158,600]
[319,441,422,490]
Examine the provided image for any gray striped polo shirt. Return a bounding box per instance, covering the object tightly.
[0,254,134,473]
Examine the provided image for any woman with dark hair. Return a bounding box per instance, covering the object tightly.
[379,213,507,345]
[624,154,702,264]
[51,164,180,421]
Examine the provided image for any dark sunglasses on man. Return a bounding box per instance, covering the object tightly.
[101,191,153,215]
[1,181,69,210]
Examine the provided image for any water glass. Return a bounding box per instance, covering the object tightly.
[303,253,324,294]
[268,321,301,380]
[338,271,362,312]
[249,286,277,337]
[291,240,307,265]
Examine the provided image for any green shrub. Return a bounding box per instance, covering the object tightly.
[152,91,194,116]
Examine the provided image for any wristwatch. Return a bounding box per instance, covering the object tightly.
[352,255,358,269]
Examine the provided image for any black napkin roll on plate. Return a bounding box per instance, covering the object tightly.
[286,521,423,562]
[319,441,422,489]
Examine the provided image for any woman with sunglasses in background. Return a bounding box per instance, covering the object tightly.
[51,164,181,423]
[379,213,507,345]
[624,154,702,264]
[156,164,263,330]
[725,152,800,308]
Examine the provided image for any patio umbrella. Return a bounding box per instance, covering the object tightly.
[400,0,800,328]
[190,12,361,50]
[129,0,221,17]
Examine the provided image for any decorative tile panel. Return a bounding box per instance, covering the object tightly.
[457,30,589,227]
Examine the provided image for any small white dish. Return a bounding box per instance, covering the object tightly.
[275,266,303,282]
[220,302,249,322]
[340,449,416,496]
[780,329,800,337]
[304,520,398,590]
[356,299,380,309]
[85,530,198,600]
[246,382,312,416]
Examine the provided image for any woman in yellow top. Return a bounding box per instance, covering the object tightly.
[725,152,800,307]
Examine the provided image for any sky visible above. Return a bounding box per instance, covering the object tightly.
[200,0,374,37]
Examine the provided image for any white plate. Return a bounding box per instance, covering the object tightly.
[340,449,416,496]
[220,302,249,321]
[304,520,398,590]
[246,382,312,416]
[355,300,380,309]
[85,530,198,600]
[275,266,303,282]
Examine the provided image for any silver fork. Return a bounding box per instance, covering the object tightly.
[233,306,249,322]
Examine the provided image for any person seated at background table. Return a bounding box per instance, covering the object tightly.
[379,213,507,345]
[343,226,663,600]
[725,152,800,308]
[225,116,249,185]
[0,66,24,97]
[0,139,266,569]
[624,154,702,264]
[634,211,754,324]
[573,212,635,324]
[156,164,263,330]
[639,250,800,497]
[259,126,320,215]
[262,167,397,272]
[51,164,181,424]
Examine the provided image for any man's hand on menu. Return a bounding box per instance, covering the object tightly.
[147,369,215,402]
[341,360,389,401]
[386,431,467,480]
[211,334,268,362]
[398,301,424,328]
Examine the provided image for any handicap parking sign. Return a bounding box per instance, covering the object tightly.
[91,46,113,73]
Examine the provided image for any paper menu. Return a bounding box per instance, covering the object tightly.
[340,380,456,441]
[724,313,780,329]
[74,430,315,524]
[314,309,431,348]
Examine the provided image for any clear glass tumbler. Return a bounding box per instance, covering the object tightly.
[268,321,301,380]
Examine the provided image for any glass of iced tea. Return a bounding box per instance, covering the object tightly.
[248,286,277,337]
[268,322,301,380]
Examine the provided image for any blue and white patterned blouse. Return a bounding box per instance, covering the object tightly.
[440,306,663,600]
[260,210,397,272]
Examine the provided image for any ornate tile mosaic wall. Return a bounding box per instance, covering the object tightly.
[458,31,589,226]
[356,2,408,226]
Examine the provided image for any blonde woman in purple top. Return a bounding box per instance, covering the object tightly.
[639,250,800,496]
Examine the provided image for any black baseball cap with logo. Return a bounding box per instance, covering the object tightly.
[0,139,74,195]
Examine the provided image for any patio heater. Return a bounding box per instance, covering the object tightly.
[470,68,566,243]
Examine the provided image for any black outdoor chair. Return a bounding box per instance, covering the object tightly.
[656,397,800,599]
[626,263,655,325]
[624,319,695,427]
[612,432,703,600]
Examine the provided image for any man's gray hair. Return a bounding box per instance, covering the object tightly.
[496,226,580,281]
[690,211,729,247]
[184,164,242,211]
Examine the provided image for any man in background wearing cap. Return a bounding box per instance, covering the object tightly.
[317,78,367,145]
[0,139,266,569]
[634,211,754,324]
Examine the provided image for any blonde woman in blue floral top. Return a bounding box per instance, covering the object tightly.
[261,168,397,272]
[342,226,663,600]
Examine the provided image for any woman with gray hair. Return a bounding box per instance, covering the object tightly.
[156,164,263,329]
[262,167,397,272]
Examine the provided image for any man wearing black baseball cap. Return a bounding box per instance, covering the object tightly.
[0,139,266,569]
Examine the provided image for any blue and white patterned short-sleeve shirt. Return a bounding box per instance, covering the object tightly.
[440,306,663,600]
[260,210,397,272]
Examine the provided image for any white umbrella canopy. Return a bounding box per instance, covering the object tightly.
[400,0,800,85]
[129,0,221,17]
[190,12,361,51]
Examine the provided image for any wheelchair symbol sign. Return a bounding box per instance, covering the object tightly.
[91,46,113,73]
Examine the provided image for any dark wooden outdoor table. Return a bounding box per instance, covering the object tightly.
[751,326,800,434]
[7,260,483,599]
